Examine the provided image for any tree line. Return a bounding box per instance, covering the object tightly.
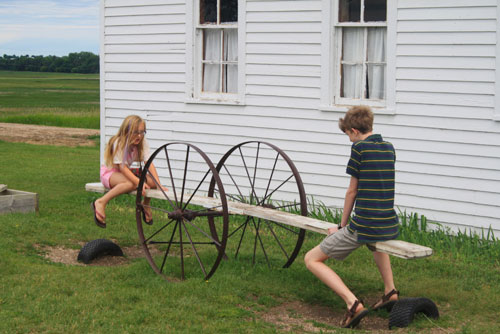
[0,52,99,74]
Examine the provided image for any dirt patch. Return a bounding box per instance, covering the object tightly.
[0,122,99,147]
[249,300,453,333]
[36,243,146,266]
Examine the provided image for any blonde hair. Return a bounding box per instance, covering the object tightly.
[104,115,146,167]
[338,105,374,134]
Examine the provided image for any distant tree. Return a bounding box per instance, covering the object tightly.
[0,52,99,73]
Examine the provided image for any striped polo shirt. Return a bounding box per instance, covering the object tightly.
[346,134,399,242]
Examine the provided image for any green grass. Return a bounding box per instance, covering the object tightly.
[1,141,499,333]
[0,71,99,129]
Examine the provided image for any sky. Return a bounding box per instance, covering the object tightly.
[0,0,99,57]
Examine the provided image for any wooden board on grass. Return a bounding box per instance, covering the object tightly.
[85,182,433,259]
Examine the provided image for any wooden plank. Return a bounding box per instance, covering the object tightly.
[0,189,38,214]
[0,184,7,193]
[85,182,433,259]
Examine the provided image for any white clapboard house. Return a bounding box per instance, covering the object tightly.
[99,0,500,235]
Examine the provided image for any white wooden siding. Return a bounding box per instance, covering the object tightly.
[101,0,500,236]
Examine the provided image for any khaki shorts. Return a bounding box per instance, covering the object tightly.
[319,227,375,260]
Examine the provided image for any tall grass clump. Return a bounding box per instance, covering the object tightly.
[398,210,500,265]
[305,199,500,266]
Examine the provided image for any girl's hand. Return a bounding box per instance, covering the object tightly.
[142,183,150,196]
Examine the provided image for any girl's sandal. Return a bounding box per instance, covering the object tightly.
[341,300,369,328]
[371,289,399,311]
[141,206,154,225]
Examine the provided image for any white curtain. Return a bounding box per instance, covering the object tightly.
[203,29,221,92]
[367,28,386,99]
[224,29,238,93]
[342,28,363,98]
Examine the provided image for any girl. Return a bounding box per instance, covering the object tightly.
[91,115,163,228]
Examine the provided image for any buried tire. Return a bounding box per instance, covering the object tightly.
[389,297,439,329]
[77,239,124,264]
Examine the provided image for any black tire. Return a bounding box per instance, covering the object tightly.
[77,239,124,264]
[389,297,439,329]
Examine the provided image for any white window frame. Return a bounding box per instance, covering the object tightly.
[320,0,396,114]
[186,0,246,105]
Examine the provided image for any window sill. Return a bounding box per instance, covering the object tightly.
[185,98,244,106]
[319,104,396,115]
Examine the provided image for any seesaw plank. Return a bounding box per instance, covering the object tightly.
[85,182,433,259]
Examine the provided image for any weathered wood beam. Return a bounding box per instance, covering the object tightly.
[85,182,433,259]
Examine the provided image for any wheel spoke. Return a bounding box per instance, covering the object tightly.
[144,218,176,243]
[228,219,248,238]
[262,219,290,261]
[159,220,179,273]
[238,146,260,204]
[164,147,179,209]
[235,216,251,258]
[180,146,190,206]
[146,169,176,210]
[181,216,223,247]
[181,168,211,211]
[251,142,260,203]
[259,174,294,206]
[272,201,302,211]
[267,220,300,235]
[222,164,245,200]
[181,219,207,277]
[251,217,270,267]
[262,152,280,203]
[179,220,185,280]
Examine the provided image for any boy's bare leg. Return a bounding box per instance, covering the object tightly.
[305,246,364,311]
[372,251,398,297]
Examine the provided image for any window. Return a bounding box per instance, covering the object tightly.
[197,0,238,98]
[335,0,387,106]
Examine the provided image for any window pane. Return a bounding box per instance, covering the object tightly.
[203,29,221,61]
[342,28,364,62]
[203,64,220,92]
[341,64,362,98]
[339,0,360,22]
[225,64,238,93]
[200,0,217,24]
[223,29,238,62]
[220,0,238,23]
[367,28,386,62]
[365,0,386,22]
[367,64,385,99]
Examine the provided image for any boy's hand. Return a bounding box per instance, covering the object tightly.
[327,226,339,235]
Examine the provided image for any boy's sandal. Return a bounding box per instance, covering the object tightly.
[91,201,106,228]
[141,206,154,225]
[341,300,369,328]
[371,289,399,311]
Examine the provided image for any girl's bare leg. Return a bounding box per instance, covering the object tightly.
[141,174,159,221]
[304,246,364,312]
[94,172,135,221]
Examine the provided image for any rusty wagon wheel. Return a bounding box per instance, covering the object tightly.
[136,142,229,281]
[208,141,307,268]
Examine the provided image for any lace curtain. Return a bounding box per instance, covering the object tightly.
[342,27,386,99]
[203,29,238,93]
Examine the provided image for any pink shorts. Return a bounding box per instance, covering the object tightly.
[100,165,119,189]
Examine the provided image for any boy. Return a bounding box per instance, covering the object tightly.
[304,106,399,328]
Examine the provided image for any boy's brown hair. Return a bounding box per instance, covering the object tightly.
[338,105,374,134]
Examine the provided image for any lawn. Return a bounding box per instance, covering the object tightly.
[1,140,499,333]
[0,71,99,129]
